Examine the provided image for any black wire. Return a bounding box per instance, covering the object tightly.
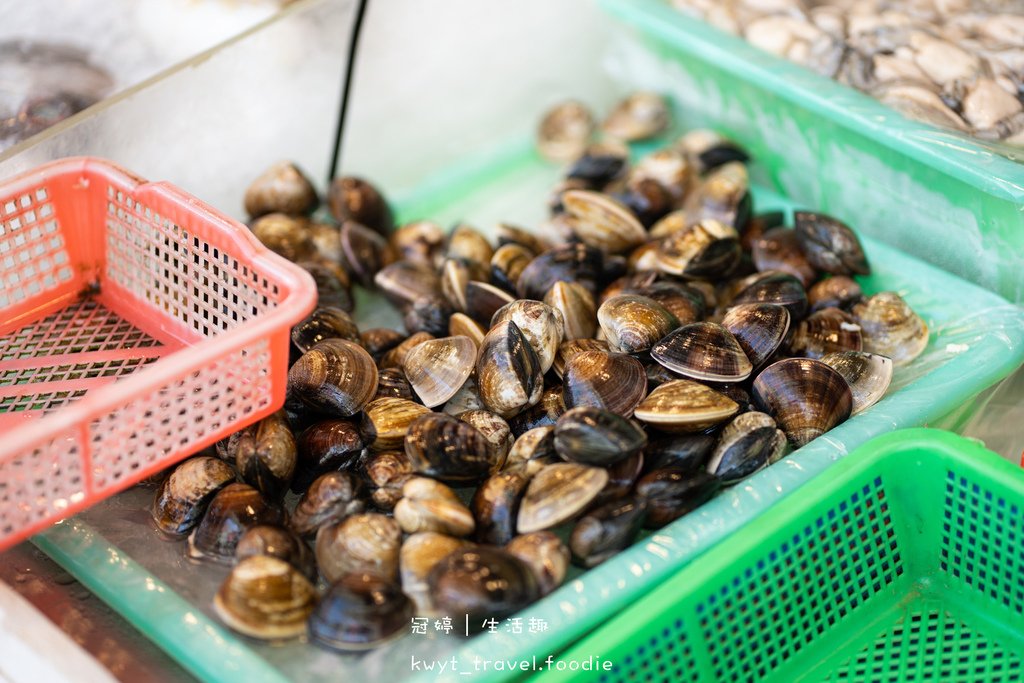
[328,0,370,182]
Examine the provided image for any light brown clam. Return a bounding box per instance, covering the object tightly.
[537,100,595,162]
[820,350,893,415]
[553,339,611,379]
[363,450,414,510]
[491,243,535,293]
[633,379,740,433]
[448,312,486,348]
[327,176,393,236]
[544,280,597,341]
[442,376,486,416]
[390,221,446,268]
[682,161,749,230]
[491,300,565,374]
[374,261,441,312]
[516,462,609,533]
[401,335,476,407]
[250,213,314,262]
[650,321,753,382]
[504,426,559,476]
[656,219,741,278]
[562,349,647,417]
[751,358,853,447]
[379,331,433,370]
[562,189,647,254]
[458,409,514,465]
[213,555,317,641]
[852,292,928,366]
[359,397,431,452]
[400,532,471,615]
[506,531,570,596]
[476,321,544,419]
[288,339,378,416]
[630,148,691,204]
[602,91,669,141]
[446,225,493,268]
[597,294,680,354]
[244,161,318,218]
[315,513,402,582]
[394,477,475,537]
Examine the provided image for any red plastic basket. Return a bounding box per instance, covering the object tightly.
[0,157,316,550]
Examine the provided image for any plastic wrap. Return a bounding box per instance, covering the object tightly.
[599,0,1024,305]
[30,140,1024,683]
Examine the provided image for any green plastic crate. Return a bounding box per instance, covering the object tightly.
[600,0,1024,304]
[539,429,1024,683]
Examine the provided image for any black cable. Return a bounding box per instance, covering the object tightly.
[328,0,370,182]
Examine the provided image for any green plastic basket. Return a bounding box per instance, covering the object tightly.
[539,429,1024,683]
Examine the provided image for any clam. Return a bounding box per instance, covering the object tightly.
[235,525,316,581]
[506,532,570,596]
[235,411,296,500]
[390,221,446,268]
[561,189,647,254]
[427,547,540,628]
[544,280,597,341]
[562,350,646,417]
[465,280,515,326]
[446,225,494,268]
[308,224,342,268]
[552,339,610,379]
[682,162,750,230]
[630,281,706,325]
[315,513,402,582]
[808,276,863,313]
[630,148,691,204]
[789,307,863,359]
[244,161,318,219]
[361,328,406,363]
[250,213,315,262]
[517,462,609,533]
[188,483,284,564]
[339,220,388,289]
[633,380,739,433]
[679,130,749,174]
[721,303,791,369]
[374,261,441,312]
[300,259,354,312]
[293,418,364,492]
[570,496,648,568]
[363,450,414,510]
[440,258,472,312]
[635,469,721,528]
[151,456,235,536]
[380,332,434,370]
[602,91,669,141]
[821,350,893,415]
[497,223,552,256]
[706,412,786,483]
[651,321,753,382]
[394,477,475,537]
[729,270,808,321]
[491,243,535,293]
[491,300,564,374]
[442,376,486,416]
[400,532,471,616]
[448,312,486,348]
[752,227,818,287]
[404,412,496,484]
[290,471,365,538]
[213,555,317,641]
[471,470,530,546]
[399,335,476,408]
[504,426,559,476]
[327,176,393,236]
[742,211,785,251]
[360,397,432,450]
[566,142,629,187]
[752,358,853,447]
[656,219,741,278]
[291,307,360,353]
[507,386,566,436]
[794,211,870,276]
[537,100,595,162]
[516,243,604,300]
[553,407,647,466]
[476,321,544,419]
[644,433,716,473]
[458,410,514,465]
[403,295,455,336]
[593,450,645,508]
[852,292,929,365]
[287,339,377,416]
[598,294,679,354]
[374,367,417,402]
[309,572,413,651]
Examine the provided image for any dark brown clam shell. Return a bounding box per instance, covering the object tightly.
[643,433,716,474]
[404,412,497,484]
[235,411,296,500]
[789,307,863,360]
[235,525,316,581]
[808,276,863,313]
[629,281,706,325]
[635,469,721,528]
[151,456,235,536]
[471,470,530,546]
[516,243,604,300]
[244,161,318,219]
[721,303,791,369]
[562,350,646,417]
[361,328,406,363]
[751,358,853,447]
[316,513,402,582]
[288,339,378,416]
[293,418,364,492]
[751,227,817,286]
[465,280,515,326]
[476,321,544,419]
[591,450,645,509]
[310,572,413,652]
[492,243,536,294]
[651,321,753,382]
[505,532,570,597]
[794,211,870,276]
[729,270,808,321]
[497,223,553,255]
[300,259,354,312]
[403,295,455,336]
[188,483,284,564]
[656,220,741,279]
[390,220,446,268]
[507,386,566,437]
[374,261,441,312]
[597,294,679,355]
[553,407,647,466]
[339,220,388,289]
[566,143,628,188]
[570,496,648,568]
[290,471,366,537]
[741,210,785,251]
[427,547,540,630]
[491,300,565,374]
[374,367,417,401]
[458,410,514,466]
[706,412,784,484]
[291,307,361,354]
[327,176,394,236]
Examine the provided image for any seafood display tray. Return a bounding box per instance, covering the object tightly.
[600,0,1024,305]
[31,141,1024,683]
[542,429,1024,683]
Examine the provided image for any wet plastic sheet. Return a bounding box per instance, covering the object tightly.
[30,140,1024,683]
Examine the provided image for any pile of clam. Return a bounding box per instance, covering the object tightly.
[149,93,928,650]
[670,0,1024,145]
